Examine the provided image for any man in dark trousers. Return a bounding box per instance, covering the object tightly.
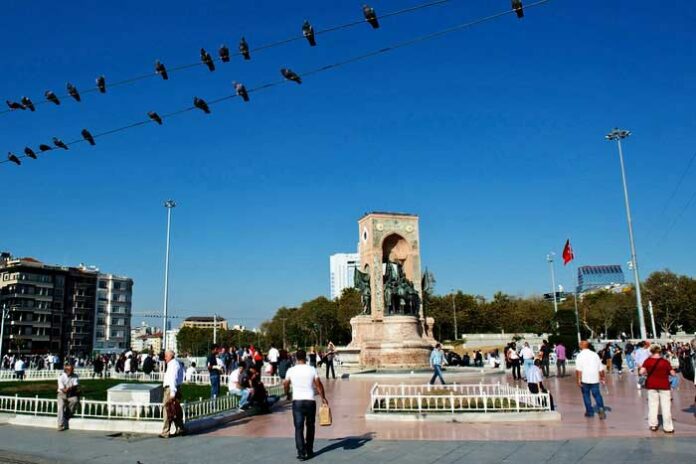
[284,350,328,461]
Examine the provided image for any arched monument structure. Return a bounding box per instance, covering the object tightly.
[349,212,436,368]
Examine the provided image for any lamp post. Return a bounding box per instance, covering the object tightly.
[546,253,559,314]
[162,199,176,351]
[605,128,647,340]
[0,304,9,361]
[450,290,458,341]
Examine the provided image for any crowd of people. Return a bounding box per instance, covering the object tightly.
[502,337,696,432]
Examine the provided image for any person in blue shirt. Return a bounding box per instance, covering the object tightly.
[429,344,446,385]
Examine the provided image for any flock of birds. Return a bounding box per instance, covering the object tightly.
[3,1,527,166]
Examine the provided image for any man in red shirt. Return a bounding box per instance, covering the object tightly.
[639,345,676,433]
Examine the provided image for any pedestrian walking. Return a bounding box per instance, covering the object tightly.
[520,342,534,380]
[507,343,521,380]
[540,340,551,377]
[526,359,555,410]
[268,345,280,376]
[207,344,222,398]
[555,342,567,377]
[429,343,446,385]
[324,341,336,380]
[57,363,80,431]
[13,357,25,380]
[283,349,328,461]
[575,340,607,419]
[160,350,185,438]
[640,344,675,433]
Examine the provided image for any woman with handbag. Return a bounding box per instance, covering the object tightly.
[639,344,676,433]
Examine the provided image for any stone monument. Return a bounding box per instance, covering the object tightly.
[348,212,436,368]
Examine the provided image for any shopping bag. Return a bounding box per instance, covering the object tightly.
[319,403,332,426]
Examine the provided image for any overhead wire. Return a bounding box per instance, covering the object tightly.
[1,0,552,166]
[0,0,454,116]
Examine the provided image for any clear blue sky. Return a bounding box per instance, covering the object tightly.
[1,1,694,328]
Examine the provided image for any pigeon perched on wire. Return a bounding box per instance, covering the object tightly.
[302,20,316,46]
[24,147,37,159]
[512,0,524,18]
[45,90,61,105]
[155,60,169,80]
[148,111,163,125]
[39,144,51,152]
[239,37,250,60]
[81,129,96,146]
[21,97,35,111]
[234,82,249,102]
[96,75,107,93]
[67,83,81,102]
[53,137,69,150]
[201,48,215,71]
[193,97,211,114]
[6,100,24,110]
[281,68,302,84]
[363,5,379,29]
[7,153,21,165]
[219,44,230,62]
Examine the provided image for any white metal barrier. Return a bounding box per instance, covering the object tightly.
[369,383,552,413]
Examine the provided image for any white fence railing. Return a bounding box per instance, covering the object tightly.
[0,381,285,423]
[0,368,280,388]
[370,383,552,414]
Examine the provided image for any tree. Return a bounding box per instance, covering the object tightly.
[643,270,696,335]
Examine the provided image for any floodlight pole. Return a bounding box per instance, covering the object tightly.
[162,200,176,351]
[546,253,559,314]
[605,129,647,340]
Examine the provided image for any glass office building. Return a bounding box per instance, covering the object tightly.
[577,265,626,293]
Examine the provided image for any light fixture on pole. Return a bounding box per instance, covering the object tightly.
[162,199,176,351]
[546,253,559,314]
[605,128,647,340]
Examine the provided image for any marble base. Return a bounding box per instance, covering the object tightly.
[107,383,163,404]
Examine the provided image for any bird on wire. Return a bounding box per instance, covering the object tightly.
[81,129,96,146]
[363,4,380,29]
[281,68,302,84]
[45,90,60,105]
[148,111,163,125]
[512,0,524,18]
[303,20,316,46]
[219,44,230,62]
[96,75,107,93]
[53,137,68,150]
[239,37,251,60]
[155,60,169,80]
[67,83,81,102]
[7,153,21,165]
[6,100,24,110]
[234,82,249,102]
[200,48,215,71]
[193,97,211,114]
[21,97,35,111]
[24,147,37,159]
[39,144,51,152]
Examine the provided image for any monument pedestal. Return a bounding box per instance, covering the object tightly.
[349,315,432,368]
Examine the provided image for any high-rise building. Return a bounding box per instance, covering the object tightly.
[93,274,133,353]
[182,316,228,330]
[329,253,360,299]
[577,265,626,294]
[0,252,133,358]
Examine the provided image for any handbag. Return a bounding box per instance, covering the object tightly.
[319,403,332,426]
[638,358,662,388]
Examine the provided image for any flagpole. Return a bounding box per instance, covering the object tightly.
[564,240,582,346]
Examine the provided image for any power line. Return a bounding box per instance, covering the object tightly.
[1,0,453,117]
[2,0,552,167]
[659,150,696,217]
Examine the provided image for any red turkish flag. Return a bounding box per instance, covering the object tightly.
[562,239,574,265]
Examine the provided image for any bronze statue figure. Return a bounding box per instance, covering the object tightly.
[383,261,420,316]
[354,268,371,315]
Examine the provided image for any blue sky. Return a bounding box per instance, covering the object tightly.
[1,0,694,328]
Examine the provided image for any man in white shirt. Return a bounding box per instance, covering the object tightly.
[575,340,606,419]
[13,358,26,380]
[57,363,80,431]
[160,350,184,438]
[633,341,651,370]
[284,350,328,461]
[185,362,197,382]
[507,343,521,380]
[228,365,252,409]
[268,345,280,376]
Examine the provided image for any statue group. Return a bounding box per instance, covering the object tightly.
[354,261,420,316]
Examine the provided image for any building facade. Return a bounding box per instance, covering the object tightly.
[0,252,133,358]
[329,252,360,299]
[577,265,626,294]
[93,274,133,354]
[182,316,228,330]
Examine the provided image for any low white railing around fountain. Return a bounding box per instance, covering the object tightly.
[369,382,552,413]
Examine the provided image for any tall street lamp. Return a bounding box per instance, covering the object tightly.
[605,128,647,340]
[162,199,176,351]
[450,290,458,341]
[546,252,559,314]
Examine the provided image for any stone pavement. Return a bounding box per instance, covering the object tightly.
[0,367,694,463]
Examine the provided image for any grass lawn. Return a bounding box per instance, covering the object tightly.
[0,380,226,402]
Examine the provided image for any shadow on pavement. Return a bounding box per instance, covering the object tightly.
[314,433,375,457]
